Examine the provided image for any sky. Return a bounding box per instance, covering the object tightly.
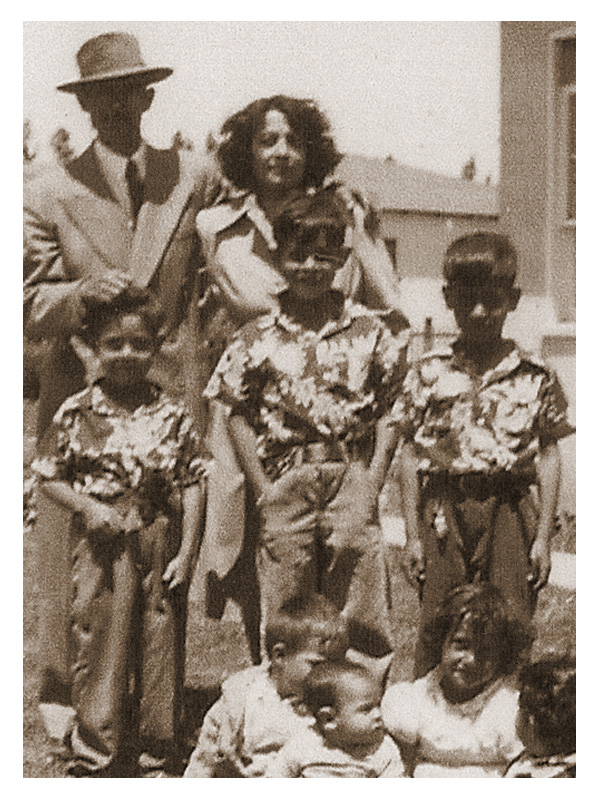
[23,21,500,182]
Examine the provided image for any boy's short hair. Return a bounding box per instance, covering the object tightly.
[271,187,353,253]
[518,654,576,754]
[81,286,165,345]
[443,232,518,285]
[303,660,373,717]
[264,594,349,661]
[423,582,531,678]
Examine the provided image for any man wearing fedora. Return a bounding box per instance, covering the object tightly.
[23,32,220,772]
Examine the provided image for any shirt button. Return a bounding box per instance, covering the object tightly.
[477,418,485,426]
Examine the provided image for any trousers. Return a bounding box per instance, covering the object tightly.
[257,457,393,656]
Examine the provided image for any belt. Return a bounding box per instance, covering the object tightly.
[422,471,534,500]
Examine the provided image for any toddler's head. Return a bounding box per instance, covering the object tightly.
[272,189,352,301]
[425,583,531,704]
[82,287,164,390]
[304,661,384,752]
[516,654,576,758]
[442,232,521,347]
[265,595,349,701]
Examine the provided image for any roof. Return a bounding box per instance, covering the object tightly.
[334,154,498,217]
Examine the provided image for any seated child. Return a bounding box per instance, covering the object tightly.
[205,188,410,655]
[504,654,576,777]
[393,232,574,678]
[382,583,530,778]
[183,595,349,777]
[266,660,405,777]
[33,288,206,777]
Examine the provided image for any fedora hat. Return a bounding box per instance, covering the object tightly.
[57,32,173,93]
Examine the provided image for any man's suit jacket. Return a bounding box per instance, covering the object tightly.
[24,143,221,436]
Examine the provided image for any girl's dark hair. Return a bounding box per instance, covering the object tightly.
[216,94,342,191]
[81,286,165,345]
[424,583,531,678]
[518,655,576,754]
[271,186,353,250]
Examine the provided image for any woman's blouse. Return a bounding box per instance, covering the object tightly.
[391,342,574,476]
[195,190,408,328]
[382,667,523,778]
[33,382,207,506]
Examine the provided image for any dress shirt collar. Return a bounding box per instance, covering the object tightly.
[93,139,148,207]
[264,293,367,339]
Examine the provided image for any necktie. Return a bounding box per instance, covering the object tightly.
[125,158,144,221]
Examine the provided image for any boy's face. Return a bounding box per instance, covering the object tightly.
[443,278,520,346]
[270,636,328,700]
[322,673,384,750]
[96,313,156,389]
[439,619,499,702]
[279,225,349,301]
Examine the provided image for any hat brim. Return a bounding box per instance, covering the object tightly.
[57,65,173,93]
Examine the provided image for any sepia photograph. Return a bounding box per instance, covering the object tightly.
[23,18,576,779]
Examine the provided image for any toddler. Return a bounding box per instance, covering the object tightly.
[267,660,405,777]
[504,655,576,777]
[183,595,349,777]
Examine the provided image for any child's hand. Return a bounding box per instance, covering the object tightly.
[162,551,193,591]
[80,497,125,539]
[401,538,425,589]
[528,538,552,592]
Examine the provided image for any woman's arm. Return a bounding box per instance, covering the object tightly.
[529,441,561,592]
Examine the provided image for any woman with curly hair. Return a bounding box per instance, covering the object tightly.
[382,583,531,778]
[192,95,408,662]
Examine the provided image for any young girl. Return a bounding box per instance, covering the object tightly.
[504,654,576,778]
[33,288,206,777]
[382,583,530,778]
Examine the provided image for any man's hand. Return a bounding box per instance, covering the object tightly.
[163,551,194,591]
[79,272,130,304]
[401,537,425,589]
[528,537,552,593]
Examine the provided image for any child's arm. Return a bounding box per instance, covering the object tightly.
[529,441,561,592]
[162,482,205,590]
[396,440,424,588]
[40,480,126,538]
[229,414,271,499]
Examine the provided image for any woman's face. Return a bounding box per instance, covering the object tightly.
[251,109,307,195]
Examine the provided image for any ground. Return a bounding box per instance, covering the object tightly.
[22,398,575,778]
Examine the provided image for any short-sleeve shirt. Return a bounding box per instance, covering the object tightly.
[265,726,406,778]
[206,294,409,477]
[381,667,523,778]
[391,341,574,476]
[33,382,207,505]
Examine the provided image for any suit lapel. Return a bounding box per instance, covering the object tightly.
[61,148,132,272]
[129,148,193,289]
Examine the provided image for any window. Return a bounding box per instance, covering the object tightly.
[554,34,576,223]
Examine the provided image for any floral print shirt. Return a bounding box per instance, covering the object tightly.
[205,295,409,476]
[391,341,574,476]
[33,382,207,505]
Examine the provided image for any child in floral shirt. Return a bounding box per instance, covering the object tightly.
[33,288,206,777]
[393,232,574,677]
[205,189,410,655]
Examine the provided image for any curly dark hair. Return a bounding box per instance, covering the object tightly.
[81,286,165,346]
[216,94,342,191]
[423,583,532,679]
[518,654,576,754]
